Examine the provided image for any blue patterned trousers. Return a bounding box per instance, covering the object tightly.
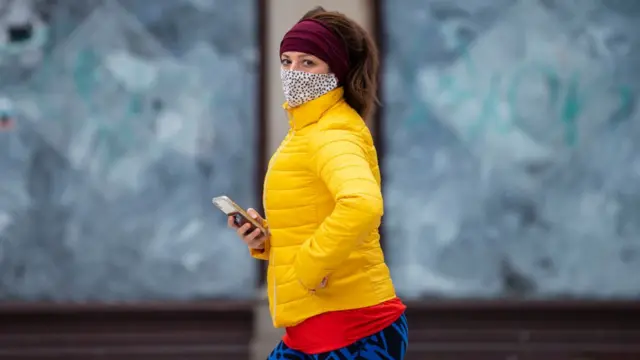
[267,313,408,359]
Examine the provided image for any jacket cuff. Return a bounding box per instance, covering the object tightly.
[249,236,270,260]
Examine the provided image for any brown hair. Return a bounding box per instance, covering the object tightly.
[300,7,379,120]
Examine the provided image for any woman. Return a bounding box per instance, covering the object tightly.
[228,6,408,359]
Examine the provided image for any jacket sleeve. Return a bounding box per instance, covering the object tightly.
[293,128,384,289]
[248,219,270,261]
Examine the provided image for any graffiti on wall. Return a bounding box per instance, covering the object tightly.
[382,0,640,299]
[0,0,259,301]
[406,0,639,159]
[420,50,636,147]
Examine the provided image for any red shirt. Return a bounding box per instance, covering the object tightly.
[283,298,406,354]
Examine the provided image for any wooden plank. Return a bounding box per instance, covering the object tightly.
[0,301,254,360]
[404,300,640,360]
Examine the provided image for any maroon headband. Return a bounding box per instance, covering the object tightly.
[280,19,349,84]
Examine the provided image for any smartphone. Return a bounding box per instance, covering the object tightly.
[212,196,266,235]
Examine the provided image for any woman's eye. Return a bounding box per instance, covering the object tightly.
[303,60,315,66]
[280,59,291,65]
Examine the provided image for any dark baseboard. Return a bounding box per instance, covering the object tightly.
[404,299,640,360]
[1,299,638,360]
[0,301,255,360]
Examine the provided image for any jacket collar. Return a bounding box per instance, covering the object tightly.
[283,87,344,130]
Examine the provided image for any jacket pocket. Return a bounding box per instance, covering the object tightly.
[276,267,313,306]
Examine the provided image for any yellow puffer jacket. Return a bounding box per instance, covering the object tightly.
[250,87,397,328]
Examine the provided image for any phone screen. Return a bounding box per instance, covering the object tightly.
[212,196,264,234]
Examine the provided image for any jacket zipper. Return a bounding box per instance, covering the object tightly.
[266,115,295,322]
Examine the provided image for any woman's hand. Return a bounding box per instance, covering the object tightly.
[227,208,268,250]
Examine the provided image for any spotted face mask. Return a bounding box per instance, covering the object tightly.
[281,69,339,108]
